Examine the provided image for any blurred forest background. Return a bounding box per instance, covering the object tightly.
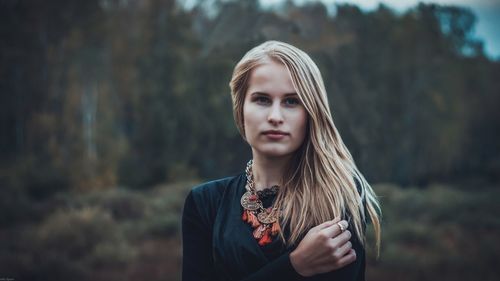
[1,0,499,280]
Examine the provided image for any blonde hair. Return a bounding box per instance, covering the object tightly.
[229,41,381,253]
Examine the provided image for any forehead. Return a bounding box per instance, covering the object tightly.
[246,60,296,95]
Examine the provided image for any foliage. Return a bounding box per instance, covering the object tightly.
[1,178,498,280]
[0,180,195,281]
[1,0,499,279]
[365,183,500,281]
[1,0,499,194]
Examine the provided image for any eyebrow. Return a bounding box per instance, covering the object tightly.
[250,91,298,97]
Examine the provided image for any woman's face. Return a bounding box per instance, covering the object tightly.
[243,59,308,159]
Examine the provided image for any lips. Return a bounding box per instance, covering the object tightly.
[262,130,289,140]
[262,130,288,136]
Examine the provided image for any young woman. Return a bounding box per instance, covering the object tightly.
[182,41,381,281]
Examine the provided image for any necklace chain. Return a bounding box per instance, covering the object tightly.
[244,160,280,214]
[245,159,255,192]
[241,160,282,246]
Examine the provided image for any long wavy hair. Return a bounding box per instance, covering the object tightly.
[229,41,381,252]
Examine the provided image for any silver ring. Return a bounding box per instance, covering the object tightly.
[337,222,346,232]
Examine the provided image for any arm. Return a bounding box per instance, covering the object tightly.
[241,220,363,281]
[239,252,305,281]
[241,176,367,280]
[182,191,360,281]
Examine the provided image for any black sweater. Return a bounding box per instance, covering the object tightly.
[181,173,366,281]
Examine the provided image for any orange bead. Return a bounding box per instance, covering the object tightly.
[258,228,272,246]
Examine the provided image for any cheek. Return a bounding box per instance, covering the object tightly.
[243,104,257,138]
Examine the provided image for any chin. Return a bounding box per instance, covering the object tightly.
[254,144,297,158]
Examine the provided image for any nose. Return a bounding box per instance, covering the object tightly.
[268,102,284,125]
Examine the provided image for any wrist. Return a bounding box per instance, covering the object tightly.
[289,250,309,277]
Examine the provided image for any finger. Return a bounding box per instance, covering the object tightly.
[337,249,356,267]
[334,241,352,258]
[313,217,341,231]
[331,229,352,246]
[319,220,348,238]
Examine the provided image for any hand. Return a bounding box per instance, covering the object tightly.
[289,218,356,277]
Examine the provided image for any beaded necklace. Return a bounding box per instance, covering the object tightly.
[240,160,281,246]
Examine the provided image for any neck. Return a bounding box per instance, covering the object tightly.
[251,152,292,191]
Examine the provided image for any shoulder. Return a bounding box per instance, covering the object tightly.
[184,173,244,222]
[183,173,244,228]
[190,173,243,202]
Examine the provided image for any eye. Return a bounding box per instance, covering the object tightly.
[284,97,300,106]
[253,96,271,105]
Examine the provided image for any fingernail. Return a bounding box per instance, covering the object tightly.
[340,221,348,229]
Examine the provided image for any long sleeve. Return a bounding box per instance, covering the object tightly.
[239,251,305,281]
[182,190,218,281]
[182,190,305,281]
[241,232,365,281]
[181,176,365,281]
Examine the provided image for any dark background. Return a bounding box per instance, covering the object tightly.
[1,0,499,280]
